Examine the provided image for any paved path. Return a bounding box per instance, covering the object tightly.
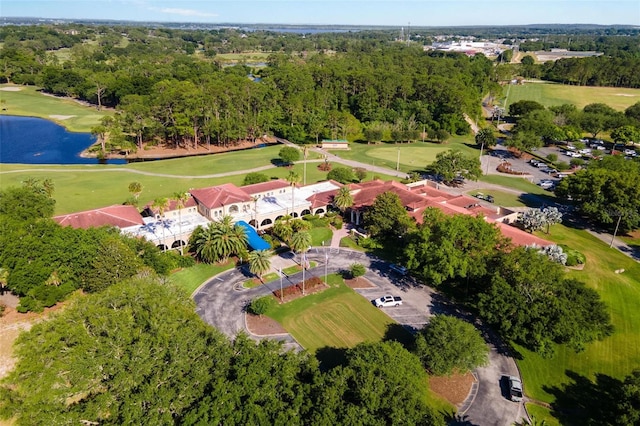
[586,229,640,262]
[193,247,525,426]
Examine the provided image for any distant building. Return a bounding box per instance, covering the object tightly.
[320,139,349,150]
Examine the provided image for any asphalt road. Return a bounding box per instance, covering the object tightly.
[193,248,525,425]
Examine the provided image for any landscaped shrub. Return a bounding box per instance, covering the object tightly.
[555,161,571,171]
[248,296,275,315]
[0,302,6,317]
[318,161,332,171]
[350,263,366,278]
[329,215,343,229]
[304,215,330,228]
[261,234,281,250]
[560,245,586,266]
[496,162,527,175]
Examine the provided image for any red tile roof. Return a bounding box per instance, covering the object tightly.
[144,196,197,215]
[241,179,290,194]
[190,183,252,209]
[491,221,553,247]
[53,205,144,229]
[348,179,552,247]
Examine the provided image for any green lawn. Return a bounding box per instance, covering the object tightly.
[1,152,401,215]
[516,225,640,405]
[265,274,395,352]
[308,227,333,247]
[525,404,560,426]
[0,84,110,132]
[328,136,479,173]
[504,82,640,111]
[169,261,235,296]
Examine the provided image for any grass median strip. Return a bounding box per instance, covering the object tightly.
[265,274,395,352]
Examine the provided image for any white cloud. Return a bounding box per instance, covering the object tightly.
[155,7,218,18]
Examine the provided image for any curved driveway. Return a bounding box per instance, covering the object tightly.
[194,248,525,425]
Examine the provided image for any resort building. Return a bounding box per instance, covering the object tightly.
[53,177,549,251]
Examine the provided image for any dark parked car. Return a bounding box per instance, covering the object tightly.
[473,193,495,203]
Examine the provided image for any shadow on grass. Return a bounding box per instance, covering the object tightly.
[315,346,348,372]
[382,323,415,349]
[517,192,557,208]
[543,370,624,426]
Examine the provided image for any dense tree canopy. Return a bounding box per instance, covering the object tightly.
[428,150,482,184]
[0,278,231,425]
[415,315,489,376]
[555,156,640,232]
[0,182,177,312]
[363,191,416,243]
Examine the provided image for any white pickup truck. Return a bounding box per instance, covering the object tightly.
[373,295,403,308]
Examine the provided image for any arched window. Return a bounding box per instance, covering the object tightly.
[229,205,239,214]
[261,218,273,226]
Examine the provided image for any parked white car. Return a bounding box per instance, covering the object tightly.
[373,295,403,308]
[508,376,524,402]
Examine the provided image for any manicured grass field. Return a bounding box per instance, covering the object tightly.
[328,136,479,173]
[1,151,400,215]
[265,274,395,352]
[169,261,235,296]
[516,225,640,405]
[504,82,640,111]
[0,84,110,132]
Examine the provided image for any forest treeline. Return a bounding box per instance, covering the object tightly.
[2,24,640,153]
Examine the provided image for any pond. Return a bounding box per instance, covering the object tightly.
[0,115,126,165]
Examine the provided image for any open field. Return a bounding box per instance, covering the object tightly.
[504,82,640,111]
[0,84,110,132]
[265,275,395,352]
[516,225,640,406]
[0,154,399,215]
[216,52,272,62]
[329,136,479,173]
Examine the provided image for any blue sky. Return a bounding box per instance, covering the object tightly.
[3,1,639,26]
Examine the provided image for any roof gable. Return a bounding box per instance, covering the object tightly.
[53,205,144,229]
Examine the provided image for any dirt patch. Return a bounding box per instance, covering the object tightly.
[0,86,22,92]
[0,304,66,380]
[246,313,287,336]
[430,372,476,406]
[49,114,75,120]
[345,277,376,289]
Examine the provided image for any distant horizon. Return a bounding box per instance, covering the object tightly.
[3,1,639,27]
[3,16,639,29]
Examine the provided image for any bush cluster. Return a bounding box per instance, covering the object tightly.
[273,276,325,299]
[317,161,332,171]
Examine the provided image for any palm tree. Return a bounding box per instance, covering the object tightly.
[248,249,272,283]
[290,231,312,294]
[286,170,301,217]
[193,216,248,264]
[333,186,353,215]
[129,182,143,201]
[152,197,170,252]
[173,191,190,255]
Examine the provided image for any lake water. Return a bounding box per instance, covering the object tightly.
[0,115,126,165]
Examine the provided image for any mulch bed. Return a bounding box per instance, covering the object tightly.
[429,372,476,406]
[345,277,376,289]
[246,313,287,336]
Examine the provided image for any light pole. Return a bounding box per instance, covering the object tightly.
[325,249,328,284]
[610,213,623,248]
[302,252,306,295]
[279,267,283,302]
[396,148,400,171]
